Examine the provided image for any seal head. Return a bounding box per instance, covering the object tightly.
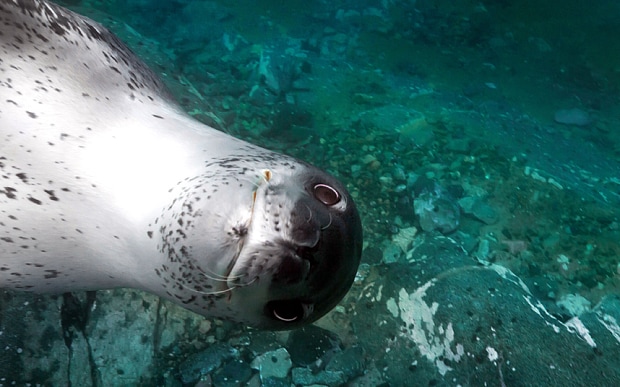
[151,153,362,330]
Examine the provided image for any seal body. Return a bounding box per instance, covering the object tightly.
[0,0,362,329]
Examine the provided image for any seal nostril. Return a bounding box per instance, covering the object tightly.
[267,300,305,322]
[297,246,315,261]
[313,184,340,206]
[272,251,312,284]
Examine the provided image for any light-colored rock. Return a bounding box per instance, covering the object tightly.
[250,347,292,379]
[554,108,592,126]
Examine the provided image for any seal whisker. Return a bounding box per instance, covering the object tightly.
[238,275,258,288]
[176,273,258,297]
[180,281,237,296]
[197,266,242,282]
[198,272,229,282]
[304,204,313,223]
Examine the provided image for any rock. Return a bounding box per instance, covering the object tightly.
[542,232,561,250]
[259,376,290,387]
[213,359,253,387]
[392,226,418,253]
[0,286,238,386]
[286,325,341,367]
[444,138,471,153]
[574,294,620,352]
[401,123,434,148]
[413,181,460,234]
[450,231,479,253]
[178,344,239,384]
[351,234,620,385]
[382,243,402,264]
[557,294,592,316]
[320,32,353,56]
[554,108,592,126]
[529,36,552,52]
[355,105,433,147]
[457,196,476,213]
[291,367,347,386]
[473,238,491,263]
[250,348,292,379]
[458,196,498,224]
[251,38,309,98]
[348,365,384,386]
[325,346,365,379]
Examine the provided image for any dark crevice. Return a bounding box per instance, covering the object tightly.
[61,291,101,386]
[152,298,166,355]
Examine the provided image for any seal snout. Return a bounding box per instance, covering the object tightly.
[271,246,313,285]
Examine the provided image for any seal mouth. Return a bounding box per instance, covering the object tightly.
[219,172,271,289]
[221,231,250,289]
[225,242,318,291]
[296,245,318,262]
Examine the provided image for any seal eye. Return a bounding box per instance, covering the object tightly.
[313,184,340,206]
[267,300,306,322]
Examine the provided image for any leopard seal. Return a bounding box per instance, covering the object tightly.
[0,0,362,329]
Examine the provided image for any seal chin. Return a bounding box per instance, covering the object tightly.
[227,165,363,330]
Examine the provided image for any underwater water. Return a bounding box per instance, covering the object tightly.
[2,0,620,385]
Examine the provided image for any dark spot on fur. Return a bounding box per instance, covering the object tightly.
[44,269,60,279]
[16,173,28,183]
[44,189,59,201]
[28,197,42,205]
[1,187,17,199]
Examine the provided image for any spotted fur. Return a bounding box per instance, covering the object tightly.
[0,0,362,329]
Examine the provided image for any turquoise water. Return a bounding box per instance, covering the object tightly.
[2,0,620,385]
